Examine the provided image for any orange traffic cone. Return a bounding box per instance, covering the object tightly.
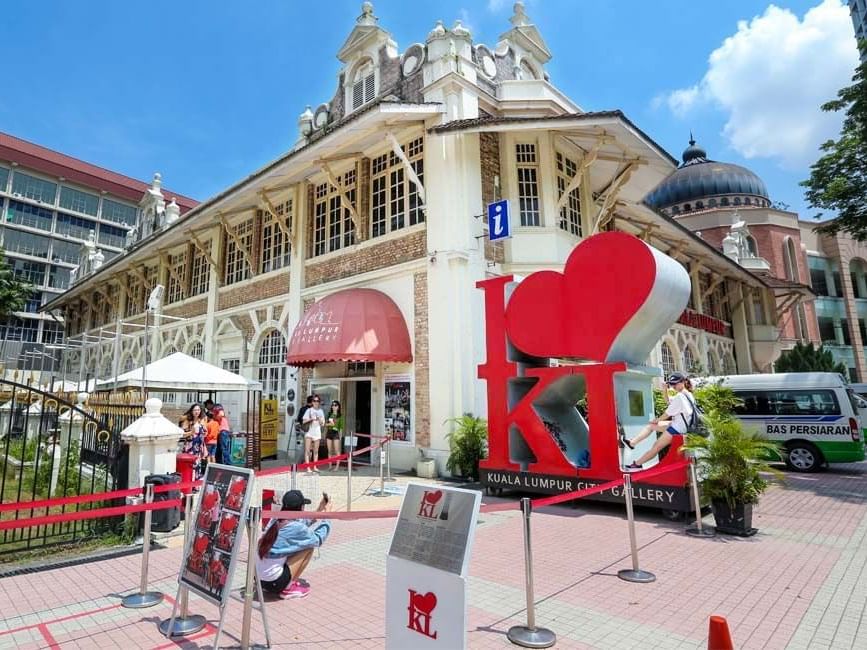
[707,615,734,650]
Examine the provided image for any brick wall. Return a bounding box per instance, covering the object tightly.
[480,131,505,264]
[163,297,207,319]
[218,272,289,311]
[413,271,430,447]
[305,229,426,287]
[379,45,401,96]
[234,314,255,341]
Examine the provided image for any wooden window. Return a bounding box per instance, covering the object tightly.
[190,241,211,296]
[516,144,540,226]
[555,151,581,236]
[260,199,292,273]
[224,219,254,285]
[313,170,356,257]
[166,252,187,303]
[370,137,424,239]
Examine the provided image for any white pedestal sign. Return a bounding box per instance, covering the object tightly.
[385,483,481,650]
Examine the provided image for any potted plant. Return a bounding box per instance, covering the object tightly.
[445,415,488,481]
[681,404,781,536]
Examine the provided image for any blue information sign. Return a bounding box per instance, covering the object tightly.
[487,199,511,242]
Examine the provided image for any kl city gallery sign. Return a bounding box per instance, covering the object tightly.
[477,232,693,509]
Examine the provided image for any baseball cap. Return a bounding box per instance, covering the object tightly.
[281,489,311,511]
[667,371,688,385]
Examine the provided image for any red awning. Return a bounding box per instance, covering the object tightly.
[286,288,413,367]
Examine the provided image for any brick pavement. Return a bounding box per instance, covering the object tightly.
[0,462,865,649]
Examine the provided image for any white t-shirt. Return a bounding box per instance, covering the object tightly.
[664,391,695,434]
[304,407,325,439]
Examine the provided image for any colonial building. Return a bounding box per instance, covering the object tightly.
[46,2,792,472]
[0,131,195,378]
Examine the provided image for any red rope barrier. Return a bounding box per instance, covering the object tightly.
[531,477,624,508]
[0,499,182,531]
[629,459,691,483]
[0,486,144,513]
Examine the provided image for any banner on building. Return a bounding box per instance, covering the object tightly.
[384,374,412,444]
[260,398,279,459]
[178,463,254,606]
[385,483,481,649]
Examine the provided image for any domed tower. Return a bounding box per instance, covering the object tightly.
[645,136,819,351]
[644,136,770,215]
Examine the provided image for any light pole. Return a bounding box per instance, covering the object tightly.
[142,285,165,400]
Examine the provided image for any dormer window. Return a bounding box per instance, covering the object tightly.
[350,59,376,111]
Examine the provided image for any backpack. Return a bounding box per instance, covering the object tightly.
[296,405,311,433]
[682,393,709,436]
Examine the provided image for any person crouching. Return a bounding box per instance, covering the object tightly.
[256,489,331,599]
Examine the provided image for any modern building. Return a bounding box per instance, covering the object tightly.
[799,222,867,381]
[644,137,818,361]
[0,131,196,378]
[850,0,866,58]
[48,2,793,473]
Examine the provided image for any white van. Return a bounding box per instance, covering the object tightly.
[706,373,865,472]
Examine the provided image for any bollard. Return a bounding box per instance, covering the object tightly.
[346,438,353,512]
[617,474,656,583]
[290,463,297,491]
[384,435,396,482]
[372,439,389,497]
[122,483,165,608]
[240,506,261,649]
[159,493,206,635]
[507,498,556,648]
[685,458,715,538]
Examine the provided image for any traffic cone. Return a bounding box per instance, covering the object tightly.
[707,615,734,650]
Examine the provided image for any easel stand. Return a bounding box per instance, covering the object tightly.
[159,494,206,635]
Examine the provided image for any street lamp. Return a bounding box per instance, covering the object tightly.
[142,285,165,398]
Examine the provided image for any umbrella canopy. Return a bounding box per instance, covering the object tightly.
[100,352,261,392]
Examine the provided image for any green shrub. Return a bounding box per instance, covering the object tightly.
[445,415,488,480]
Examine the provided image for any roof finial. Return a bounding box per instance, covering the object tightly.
[689,130,695,146]
[358,1,377,26]
[510,1,530,27]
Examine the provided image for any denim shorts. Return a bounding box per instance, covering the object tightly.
[206,443,217,455]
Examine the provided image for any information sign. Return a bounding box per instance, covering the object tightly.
[260,399,279,459]
[487,199,511,242]
[178,463,254,606]
[385,483,481,649]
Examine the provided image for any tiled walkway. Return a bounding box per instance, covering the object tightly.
[0,462,865,649]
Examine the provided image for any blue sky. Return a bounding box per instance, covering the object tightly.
[0,0,859,219]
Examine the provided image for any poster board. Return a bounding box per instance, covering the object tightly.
[179,463,255,606]
[384,374,412,444]
[260,399,279,459]
[385,483,481,649]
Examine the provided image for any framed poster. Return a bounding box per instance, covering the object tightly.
[260,399,279,459]
[179,463,255,606]
[384,374,412,444]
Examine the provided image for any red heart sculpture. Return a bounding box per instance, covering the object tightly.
[423,490,443,504]
[412,591,438,615]
[505,232,657,361]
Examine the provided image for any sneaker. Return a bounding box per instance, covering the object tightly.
[624,462,643,471]
[279,581,310,599]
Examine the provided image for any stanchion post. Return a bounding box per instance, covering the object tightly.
[290,463,297,490]
[122,483,164,608]
[685,458,715,538]
[159,493,206,636]
[372,439,388,497]
[241,506,262,649]
[617,473,656,583]
[384,434,395,482]
[507,498,556,648]
[346,437,353,512]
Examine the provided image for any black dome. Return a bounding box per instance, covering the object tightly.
[644,137,769,210]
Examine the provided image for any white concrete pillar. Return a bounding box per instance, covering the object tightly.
[120,398,184,488]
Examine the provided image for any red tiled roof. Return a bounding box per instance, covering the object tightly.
[0,131,198,211]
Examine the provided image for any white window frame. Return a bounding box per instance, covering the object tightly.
[313,171,356,257]
[555,150,581,236]
[257,330,288,400]
[370,137,424,238]
[224,218,254,285]
[346,58,377,113]
[260,199,292,273]
[515,143,541,226]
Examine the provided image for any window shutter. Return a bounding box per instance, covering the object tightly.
[352,80,364,110]
[364,73,375,103]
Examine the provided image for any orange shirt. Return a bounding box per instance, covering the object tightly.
[205,421,220,446]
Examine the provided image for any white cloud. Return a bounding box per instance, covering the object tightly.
[659,0,860,169]
[487,0,507,12]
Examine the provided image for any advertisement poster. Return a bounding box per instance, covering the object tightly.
[260,399,279,459]
[384,375,412,444]
[179,463,254,606]
[385,484,481,649]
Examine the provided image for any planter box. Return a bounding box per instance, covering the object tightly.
[416,459,437,479]
[711,500,757,537]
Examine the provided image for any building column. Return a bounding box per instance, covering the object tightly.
[840,258,867,380]
[204,227,223,364]
[730,282,753,373]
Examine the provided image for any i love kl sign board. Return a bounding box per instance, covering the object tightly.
[385,483,481,649]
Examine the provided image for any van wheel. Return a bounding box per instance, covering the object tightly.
[785,442,823,472]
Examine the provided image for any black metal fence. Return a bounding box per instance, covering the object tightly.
[0,379,129,555]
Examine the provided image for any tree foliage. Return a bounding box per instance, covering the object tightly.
[774,342,848,376]
[0,249,32,318]
[802,42,867,240]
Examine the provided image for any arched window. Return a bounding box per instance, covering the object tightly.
[683,203,691,212]
[746,236,758,257]
[350,59,376,111]
[721,197,730,206]
[707,350,719,375]
[783,238,799,282]
[696,201,704,210]
[734,197,742,206]
[744,197,751,205]
[258,330,287,400]
[188,341,204,360]
[708,198,717,208]
[683,345,697,373]
[520,59,539,80]
[671,205,680,215]
[660,341,677,377]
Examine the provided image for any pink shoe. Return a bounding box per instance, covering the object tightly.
[279,581,310,599]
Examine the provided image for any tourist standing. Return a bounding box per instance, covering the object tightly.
[325,400,343,470]
[302,396,325,472]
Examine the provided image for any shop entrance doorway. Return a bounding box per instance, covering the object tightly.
[309,378,373,465]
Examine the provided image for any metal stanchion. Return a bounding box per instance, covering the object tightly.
[617,474,656,583]
[122,483,165,608]
[685,458,715,538]
[372,439,389,497]
[241,506,270,649]
[507,498,556,648]
[290,463,297,490]
[346,437,353,512]
[384,435,396,481]
[159,493,206,635]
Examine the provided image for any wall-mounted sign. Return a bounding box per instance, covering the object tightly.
[178,463,254,606]
[385,483,481,649]
[384,374,412,444]
[487,199,511,242]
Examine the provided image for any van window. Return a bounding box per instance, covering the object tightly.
[733,390,840,416]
